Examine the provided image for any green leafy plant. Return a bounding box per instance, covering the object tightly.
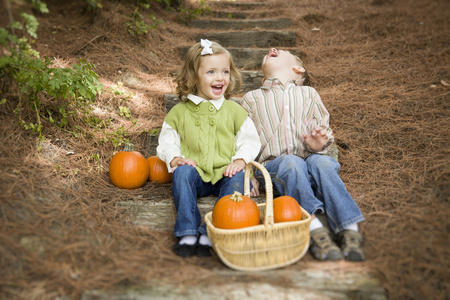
[24,0,49,13]
[127,8,163,36]
[176,0,211,24]
[1,20,104,151]
[2,0,146,152]
[86,0,102,10]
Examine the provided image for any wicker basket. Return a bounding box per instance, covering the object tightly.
[204,161,311,271]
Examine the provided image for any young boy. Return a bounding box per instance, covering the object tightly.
[241,48,366,261]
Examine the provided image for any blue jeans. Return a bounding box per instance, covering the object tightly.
[171,165,246,238]
[255,154,364,234]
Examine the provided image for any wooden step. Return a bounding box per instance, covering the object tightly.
[211,11,250,19]
[208,1,267,10]
[82,267,386,300]
[190,18,291,30]
[118,195,266,229]
[196,30,297,48]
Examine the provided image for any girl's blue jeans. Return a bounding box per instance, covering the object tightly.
[171,165,247,238]
[254,154,364,234]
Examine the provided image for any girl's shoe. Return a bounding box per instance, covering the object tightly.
[337,230,366,262]
[196,243,212,257]
[172,241,196,257]
[310,227,343,261]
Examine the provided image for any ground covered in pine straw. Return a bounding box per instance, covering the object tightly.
[0,0,449,299]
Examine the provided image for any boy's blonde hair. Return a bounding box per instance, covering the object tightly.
[175,41,242,102]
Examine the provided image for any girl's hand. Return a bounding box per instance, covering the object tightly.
[171,157,196,171]
[223,159,246,178]
[303,127,328,151]
[250,176,260,197]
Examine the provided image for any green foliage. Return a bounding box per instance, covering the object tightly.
[24,0,49,13]
[86,0,103,10]
[176,0,211,24]
[146,127,161,136]
[127,8,163,36]
[107,126,130,150]
[1,0,156,153]
[1,21,104,151]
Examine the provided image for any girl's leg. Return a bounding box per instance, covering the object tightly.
[172,165,212,238]
[197,170,247,236]
[305,154,365,234]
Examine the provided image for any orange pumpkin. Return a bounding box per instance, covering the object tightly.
[212,191,260,229]
[147,156,172,183]
[273,196,303,223]
[109,143,149,189]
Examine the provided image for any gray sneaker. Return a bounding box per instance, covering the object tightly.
[337,230,366,262]
[310,227,343,261]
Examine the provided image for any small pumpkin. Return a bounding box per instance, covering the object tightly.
[212,191,260,229]
[273,196,303,223]
[109,143,149,189]
[147,156,172,183]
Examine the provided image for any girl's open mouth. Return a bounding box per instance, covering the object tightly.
[212,85,223,94]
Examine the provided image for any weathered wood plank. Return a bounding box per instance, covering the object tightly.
[208,1,267,10]
[196,30,297,48]
[190,18,291,30]
[82,269,386,300]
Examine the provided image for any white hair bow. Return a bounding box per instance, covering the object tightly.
[200,39,213,55]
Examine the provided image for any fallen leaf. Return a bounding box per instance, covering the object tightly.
[441,80,449,86]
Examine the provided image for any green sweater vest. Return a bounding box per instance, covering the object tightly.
[165,100,248,184]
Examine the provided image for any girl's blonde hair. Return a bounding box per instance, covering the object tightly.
[175,41,242,102]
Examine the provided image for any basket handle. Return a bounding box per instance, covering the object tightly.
[244,161,274,226]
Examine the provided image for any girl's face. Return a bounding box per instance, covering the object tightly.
[196,53,230,100]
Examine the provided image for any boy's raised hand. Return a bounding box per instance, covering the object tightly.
[303,127,328,151]
[223,159,246,178]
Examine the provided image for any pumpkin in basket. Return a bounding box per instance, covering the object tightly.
[147,156,172,183]
[109,143,149,189]
[273,196,303,223]
[212,191,260,229]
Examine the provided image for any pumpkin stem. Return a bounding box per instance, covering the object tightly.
[123,143,134,152]
[229,191,243,202]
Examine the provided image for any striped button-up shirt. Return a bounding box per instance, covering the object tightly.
[241,78,333,164]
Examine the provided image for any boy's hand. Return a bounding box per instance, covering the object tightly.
[250,176,260,196]
[171,157,196,171]
[224,159,246,178]
[304,127,328,151]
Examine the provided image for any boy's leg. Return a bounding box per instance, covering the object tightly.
[255,155,342,261]
[256,155,324,216]
[306,154,365,261]
[305,154,365,233]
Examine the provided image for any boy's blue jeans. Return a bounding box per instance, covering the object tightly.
[255,154,364,234]
[171,165,247,238]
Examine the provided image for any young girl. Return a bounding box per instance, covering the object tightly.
[156,39,261,257]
